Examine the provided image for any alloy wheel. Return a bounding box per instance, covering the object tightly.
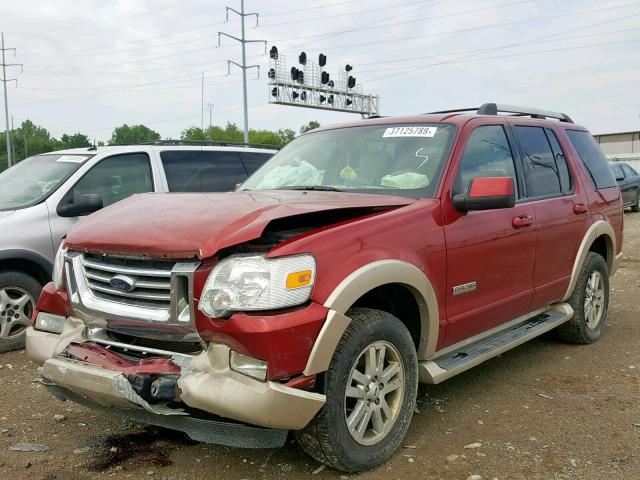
[0,287,35,340]
[584,270,605,329]
[344,341,405,446]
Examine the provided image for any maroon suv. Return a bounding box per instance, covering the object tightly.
[27,104,623,472]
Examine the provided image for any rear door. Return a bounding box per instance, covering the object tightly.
[442,119,536,344]
[509,123,589,308]
[160,150,248,192]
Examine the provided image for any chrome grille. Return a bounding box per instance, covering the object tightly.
[82,256,174,308]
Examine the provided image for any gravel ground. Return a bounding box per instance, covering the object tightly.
[1,212,639,480]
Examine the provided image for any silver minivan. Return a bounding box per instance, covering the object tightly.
[0,142,275,352]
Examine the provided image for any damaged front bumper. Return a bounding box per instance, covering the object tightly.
[27,320,326,448]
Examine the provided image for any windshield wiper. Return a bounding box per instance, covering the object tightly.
[279,185,343,192]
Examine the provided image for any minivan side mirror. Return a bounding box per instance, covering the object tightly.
[57,193,104,217]
[452,177,516,213]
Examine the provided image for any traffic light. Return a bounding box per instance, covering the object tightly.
[297,70,304,84]
[321,71,329,84]
[318,53,327,67]
[270,46,278,60]
[299,51,307,65]
[348,76,356,89]
[268,68,276,79]
[290,66,298,81]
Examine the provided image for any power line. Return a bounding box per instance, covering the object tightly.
[362,11,640,84]
[1,33,22,167]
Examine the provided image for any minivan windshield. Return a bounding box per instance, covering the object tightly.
[241,123,456,198]
[0,154,92,211]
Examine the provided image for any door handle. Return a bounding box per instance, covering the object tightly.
[512,214,533,228]
[573,203,588,214]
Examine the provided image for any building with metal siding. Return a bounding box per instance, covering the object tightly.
[594,130,640,171]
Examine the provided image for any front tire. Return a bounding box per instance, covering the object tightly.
[0,271,40,354]
[556,252,609,344]
[295,308,418,473]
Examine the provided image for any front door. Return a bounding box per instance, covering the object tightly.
[442,121,536,346]
[48,153,155,250]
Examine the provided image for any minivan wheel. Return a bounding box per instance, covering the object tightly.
[295,308,418,473]
[556,252,609,344]
[0,271,40,354]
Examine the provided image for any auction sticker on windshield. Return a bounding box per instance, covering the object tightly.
[383,126,437,138]
[56,155,90,163]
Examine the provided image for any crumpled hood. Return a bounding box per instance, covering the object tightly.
[65,191,415,259]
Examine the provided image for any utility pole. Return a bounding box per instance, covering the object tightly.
[201,72,204,132]
[10,115,15,162]
[207,103,214,141]
[1,33,22,168]
[219,1,266,144]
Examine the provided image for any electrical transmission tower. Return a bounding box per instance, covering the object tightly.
[218,1,266,144]
[1,33,22,168]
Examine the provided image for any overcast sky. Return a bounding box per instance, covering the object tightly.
[1,0,639,142]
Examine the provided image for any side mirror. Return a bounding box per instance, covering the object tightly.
[453,177,516,213]
[57,193,103,217]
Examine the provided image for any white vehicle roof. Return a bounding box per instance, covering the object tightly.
[38,144,278,157]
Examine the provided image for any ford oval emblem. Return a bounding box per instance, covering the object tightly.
[109,275,136,292]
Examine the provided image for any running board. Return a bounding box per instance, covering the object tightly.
[419,304,573,384]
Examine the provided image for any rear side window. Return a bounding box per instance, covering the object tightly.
[161,151,248,192]
[514,126,569,198]
[566,130,617,189]
[453,125,518,197]
[239,152,273,176]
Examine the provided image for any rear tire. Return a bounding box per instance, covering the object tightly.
[631,190,640,212]
[0,271,41,354]
[295,308,418,473]
[556,252,608,344]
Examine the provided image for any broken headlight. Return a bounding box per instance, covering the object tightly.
[198,254,315,318]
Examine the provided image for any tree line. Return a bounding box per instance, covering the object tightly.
[0,119,321,172]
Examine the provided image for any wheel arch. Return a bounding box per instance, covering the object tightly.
[303,260,438,376]
[0,249,52,286]
[562,220,616,302]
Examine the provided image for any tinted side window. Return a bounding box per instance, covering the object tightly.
[161,151,248,192]
[566,130,617,189]
[545,128,572,193]
[622,164,637,177]
[514,126,562,198]
[453,125,518,196]
[610,163,624,180]
[239,152,273,176]
[68,153,153,207]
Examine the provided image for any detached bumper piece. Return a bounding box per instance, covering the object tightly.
[35,339,325,448]
[44,383,288,448]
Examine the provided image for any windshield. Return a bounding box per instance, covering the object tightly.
[241,123,456,198]
[0,154,92,211]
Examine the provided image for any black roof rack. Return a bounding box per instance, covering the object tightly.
[121,139,279,149]
[427,103,574,123]
[151,139,279,149]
